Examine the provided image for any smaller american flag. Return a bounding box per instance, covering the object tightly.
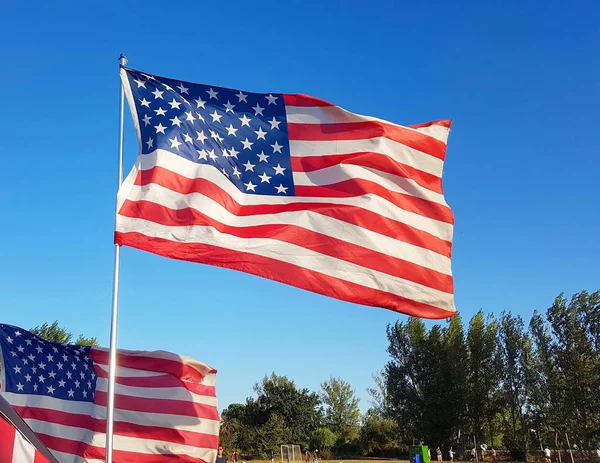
[0,416,52,463]
[0,324,219,463]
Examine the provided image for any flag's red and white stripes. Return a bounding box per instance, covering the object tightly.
[117,81,455,319]
[0,415,51,463]
[3,349,218,463]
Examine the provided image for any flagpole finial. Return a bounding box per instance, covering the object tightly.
[118,54,128,67]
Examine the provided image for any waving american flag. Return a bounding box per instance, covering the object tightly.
[0,324,219,463]
[117,68,455,319]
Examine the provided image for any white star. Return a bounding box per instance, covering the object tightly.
[52,346,58,353]
[177,83,189,94]
[38,374,45,383]
[196,130,208,143]
[71,362,76,370]
[210,130,224,143]
[271,141,283,153]
[226,124,238,136]
[28,354,35,362]
[87,381,92,389]
[168,98,182,110]
[170,116,182,127]
[207,149,218,161]
[241,138,254,150]
[196,111,205,122]
[162,83,174,91]
[75,380,81,388]
[195,97,207,109]
[62,354,68,362]
[257,151,269,162]
[134,78,146,88]
[183,133,193,143]
[21,358,28,364]
[142,114,152,126]
[266,94,278,105]
[16,383,24,391]
[228,146,239,159]
[152,88,164,99]
[146,137,154,149]
[66,371,72,379]
[13,365,21,374]
[274,163,286,175]
[83,364,89,370]
[141,73,156,81]
[244,181,257,192]
[154,107,167,116]
[36,346,43,354]
[275,184,288,194]
[17,345,25,353]
[7,336,13,344]
[259,172,272,183]
[252,103,264,116]
[57,362,63,370]
[197,149,208,160]
[155,123,167,134]
[223,101,236,113]
[80,372,86,379]
[48,371,57,379]
[91,372,96,379]
[254,127,267,140]
[169,136,182,151]
[221,168,229,177]
[10,352,16,357]
[33,384,38,391]
[58,379,66,387]
[47,385,55,394]
[243,160,256,172]
[31,366,37,373]
[26,340,32,346]
[239,114,251,127]
[269,117,281,130]
[83,390,88,398]
[236,91,248,103]
[210,110,223,123]
[24,374,32,382]
[67,389,74,397]
[232,166,241,178]
[207,88,219,99]
[140,98,151,108]
[15,331,22,337]
[38,362,46,369]
[185,111,196,123]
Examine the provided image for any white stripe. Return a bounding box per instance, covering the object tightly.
[25,419,216,459]
[124,182,452,273]
[292,164,448,205]
[289,138,444,177]
[94,364,217,387]
[122,150,453,241]
[95,377,219,406]
[4,393,220,434]
[13,431,35,463]
[285,104,450,143]
[116,216,455,312]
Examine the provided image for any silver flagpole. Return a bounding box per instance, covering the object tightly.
[106,53,127,463]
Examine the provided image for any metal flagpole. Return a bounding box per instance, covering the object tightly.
[106,53,127,463]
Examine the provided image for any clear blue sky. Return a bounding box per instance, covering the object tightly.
[1,1,598,413]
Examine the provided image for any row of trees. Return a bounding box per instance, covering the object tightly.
[221,291,599,460]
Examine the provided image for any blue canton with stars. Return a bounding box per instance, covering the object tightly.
[125,68,295,196]
[0,324,96,403]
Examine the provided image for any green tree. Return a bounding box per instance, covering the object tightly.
[359,411,400,455]
[320,377,361,444]
[29,321,99,347]
[310,427,337,450]
[366,370,390,416]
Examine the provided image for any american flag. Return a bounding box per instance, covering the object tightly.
[0,324,219,463]
[117,68,455,319]
[0,417,52,463]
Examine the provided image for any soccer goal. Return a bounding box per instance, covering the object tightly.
[281,445,301,463]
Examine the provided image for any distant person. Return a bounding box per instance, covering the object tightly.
[271,452,275,463]
[449,447,455,463]
[314,449,319,463]
[596,448,600,459]
[437,447,443,463]
[216,446,227,463]
[428,449,431,461]
[471,448,476,461]
[306,450,311,463]
[491,449,497,462]
[232,451,237,463]
[287,452,290,463]
[544,447,552,463]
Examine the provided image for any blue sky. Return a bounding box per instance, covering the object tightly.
[0,1,598,412]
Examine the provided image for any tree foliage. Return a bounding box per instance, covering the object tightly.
[29,321,100,347]
[320,377,361,444]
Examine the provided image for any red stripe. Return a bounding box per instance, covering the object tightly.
[14,406,218,449]
[133,166,451,256]
[295,179,453,224]
[0,419,16,463]
[34,451,50,463]
[89,350,210,387]
[115,232,454,319]
[291,152,443,194]
[283,94,335,107]
[93,367,217,396]
[409,120,452,129]
[37,433,210,463]
[119,199,452,293]
[93,390,219,420]
[288,121,448,161]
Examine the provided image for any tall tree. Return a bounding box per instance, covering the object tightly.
[29,321,99,347]
[320,377,361,444]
